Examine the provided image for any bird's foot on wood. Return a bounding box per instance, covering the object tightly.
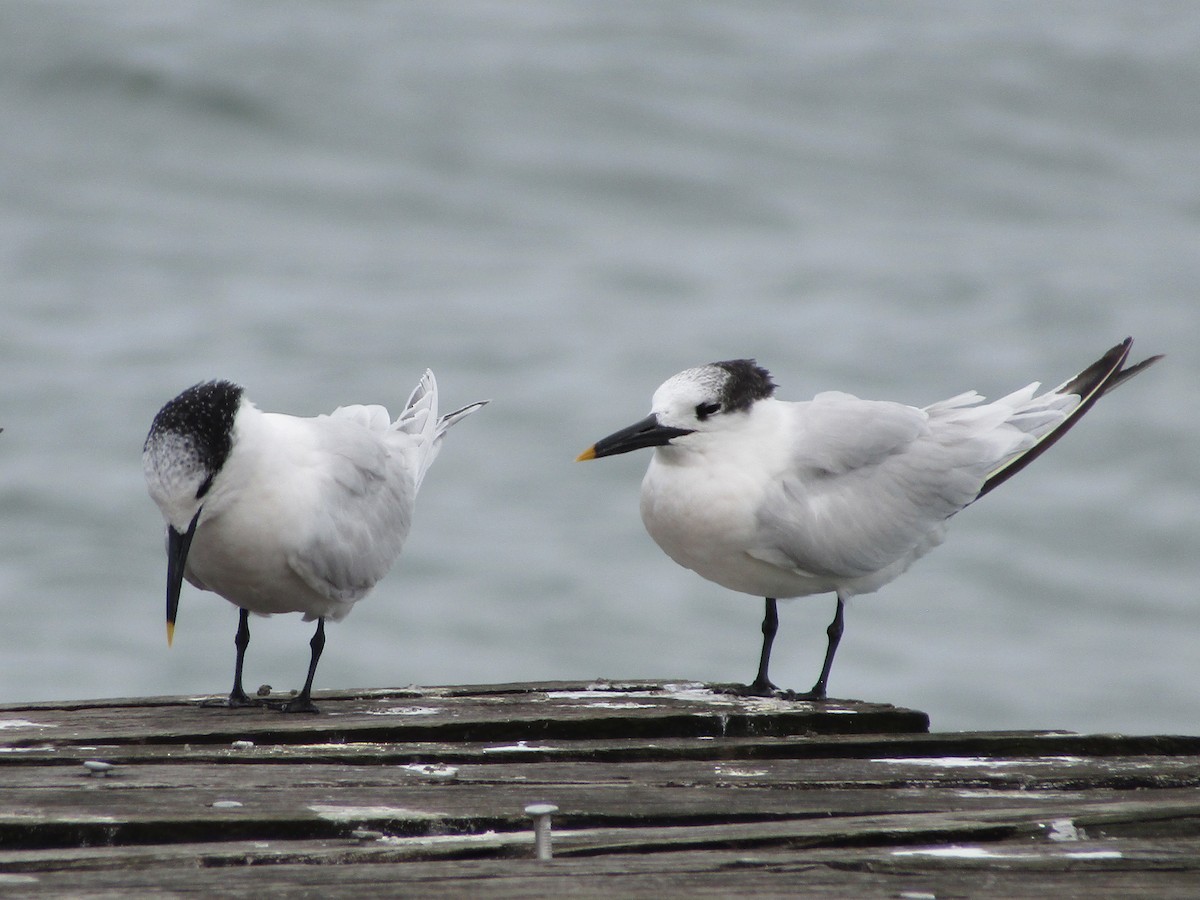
[200,689,267,709]
[715,678,782,699]
[713,680,830,702]
[278,695,320,714]
[785,687,828,702]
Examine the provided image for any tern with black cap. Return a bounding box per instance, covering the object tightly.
[578,339,1160,700]
[144,371,487,713]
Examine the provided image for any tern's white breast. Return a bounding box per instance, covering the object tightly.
[637,401,833,600]
[184,408,400,621]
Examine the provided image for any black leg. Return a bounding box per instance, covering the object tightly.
[282,618,325,714]
[201,608,258,708]
[230,608,253,704]
[795,594,845,701]
[742,598,780,695]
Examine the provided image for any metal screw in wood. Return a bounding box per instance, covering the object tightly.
[524,803,559,860]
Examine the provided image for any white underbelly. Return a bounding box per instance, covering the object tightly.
[638,462,832,600]
[184,516,355,621]
[637,457,943,601]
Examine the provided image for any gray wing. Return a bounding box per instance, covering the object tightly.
[750,394,988,580]
[287,410,416,605]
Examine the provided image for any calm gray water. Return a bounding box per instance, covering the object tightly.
[1,2,1196,734]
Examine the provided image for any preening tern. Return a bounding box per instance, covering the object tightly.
[144,371,487,713]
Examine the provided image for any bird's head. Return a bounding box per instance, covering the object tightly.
[143,379,244,644]
[577,359,776,460]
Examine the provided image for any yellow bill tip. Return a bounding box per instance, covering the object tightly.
[166,621,175,647]
[575,446,597,462]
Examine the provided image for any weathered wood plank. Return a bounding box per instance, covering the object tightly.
[1,682,1198,897]
[5,832,1200,876]
[6,733,1200,775]
[6,755,1200,796]
[1,775,1193,836]
[2,799,1198,868]
[2,839,1199,899]
[0,681,929,748]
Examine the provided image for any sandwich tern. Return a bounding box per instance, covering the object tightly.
[144,371,487,713]
[577,339,1160,700]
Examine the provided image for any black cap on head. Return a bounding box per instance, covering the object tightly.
[145,380,244,488]
[712,359,776,412]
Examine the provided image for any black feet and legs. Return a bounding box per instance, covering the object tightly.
[281,617,325,714]
[741,593,847,700]
[744,597,781,695]
[796,594,846,701]
[202,607,257,708]
[199,611,326,713]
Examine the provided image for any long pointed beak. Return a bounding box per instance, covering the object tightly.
[576,414,694,461]
[166,510,201,647]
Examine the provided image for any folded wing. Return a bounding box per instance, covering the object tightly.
[286,370,488,609]
[750,384,1070,582]
[286,410,415,608]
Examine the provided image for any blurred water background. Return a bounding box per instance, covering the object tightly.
[1,1,1196,734]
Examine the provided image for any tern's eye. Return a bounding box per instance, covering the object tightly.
[695,401,721,421]
[196,473,214,499]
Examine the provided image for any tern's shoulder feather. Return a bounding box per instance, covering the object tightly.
[787,395,927,475]
[752,394,989,582]
[282,371,486,608]
[328,403,394,433]
[277,410,416,609]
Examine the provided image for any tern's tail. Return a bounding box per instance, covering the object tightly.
[977,338,1162,499]
[394,369,489,490]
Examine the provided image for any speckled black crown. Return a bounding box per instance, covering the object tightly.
[712,359,776,412]
[145,380,244,477]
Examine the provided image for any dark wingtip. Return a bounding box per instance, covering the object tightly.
[1056,339,1131,399]
[1104,350,1164,394]
[976,338,1160,500]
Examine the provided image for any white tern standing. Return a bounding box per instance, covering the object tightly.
[577,339,1160,700]
[144,371,487,713]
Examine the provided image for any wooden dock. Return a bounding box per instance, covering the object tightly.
[2,680,1199,897]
